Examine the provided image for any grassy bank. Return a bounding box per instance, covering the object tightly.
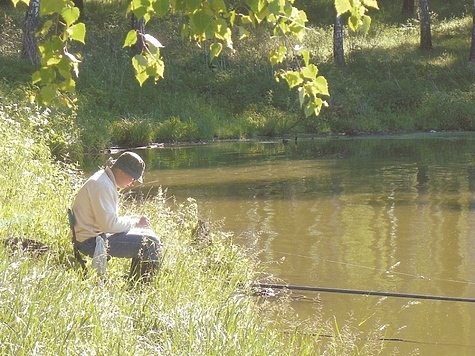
[1,1,475,152]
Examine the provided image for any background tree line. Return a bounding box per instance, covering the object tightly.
[1,0,475,154]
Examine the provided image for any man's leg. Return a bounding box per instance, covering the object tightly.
[106,230,162,282]
[76,230,162,281]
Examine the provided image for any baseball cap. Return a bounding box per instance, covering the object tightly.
[111,151,145,183]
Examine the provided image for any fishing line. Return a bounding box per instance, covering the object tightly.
[271,250,475,286]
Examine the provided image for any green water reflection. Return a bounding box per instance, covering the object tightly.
[89,133,475,354]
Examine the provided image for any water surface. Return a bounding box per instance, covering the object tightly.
[99,133,475,354]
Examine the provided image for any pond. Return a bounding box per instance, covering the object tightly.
[90,132,475,355]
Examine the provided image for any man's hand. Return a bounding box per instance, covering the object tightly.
[132,215,150,228]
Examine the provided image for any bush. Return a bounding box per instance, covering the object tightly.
[109,117,153,148]
[154,116,198,143]
[417,90,475,131]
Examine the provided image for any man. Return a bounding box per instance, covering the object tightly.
[72,151,161,282]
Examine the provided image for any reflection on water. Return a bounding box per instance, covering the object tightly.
[88,133,475,354]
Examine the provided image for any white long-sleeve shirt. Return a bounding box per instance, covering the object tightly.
[72,167,134,242]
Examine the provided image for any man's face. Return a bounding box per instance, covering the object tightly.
[115,169,136,189]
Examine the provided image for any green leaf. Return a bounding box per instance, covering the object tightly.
[241,15,253,25]
[130,6,147,20]
[302,50,309,66]
[32,71,42,85]
[153,0,170,17]
[314,76,329,96]
[36,67,56,85]
[124,30,138,48]
[40,0,68,16]
[57,57,73,78]
[209,0,227,13]
[238,26,249,40]
[132,54,148,74]
[180,23,190,39]
[136,70,149,86]
[39,20,54,37]
[11,0,30,6]
[41,37,64,55]
[288,9,307,41]
[363,0,379,9]
[153,59,165,79]
[301,64,318,80]
[61,7,80,27]
[334,0,351,16]
[146,59,165,82]
[170,0,186,12]
[269,45,286,66]
[213,18,228,39]
[361,14,371,35]
[40,85,57,105]
[298,86,305,107]
[248,0,266,15]
[303,100,317,117]
[303,77,329,99]
[186,0,202,12]
[67,23,86,44]
[228,10,236,26]
[282,71,303,89]
[255,7,268,22]
[209,42,222,60]
[275,22,289,37]
[348,14,359,32]
[130,0,151,18]
[190,10,211,35]
[46,55,62,66]
[268,0,285,14]
[58,77,76,93]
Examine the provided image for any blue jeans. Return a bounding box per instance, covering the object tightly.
[76,229,162,275]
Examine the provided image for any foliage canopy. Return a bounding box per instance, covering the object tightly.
[11,0,378,116]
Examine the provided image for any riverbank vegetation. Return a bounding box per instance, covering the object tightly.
[1,0,475,153]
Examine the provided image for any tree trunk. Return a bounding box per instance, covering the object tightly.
[402,0,415,16]
[22,0,40,65]
[470,0,475,61]
[419,0,432,50]
[131,14,146,55]
[333,15,345,66]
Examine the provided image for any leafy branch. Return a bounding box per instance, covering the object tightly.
[11,0,378,116]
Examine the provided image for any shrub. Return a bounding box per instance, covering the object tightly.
[109,117,153,148]
[154,116,198,143]
[417,90,475,131]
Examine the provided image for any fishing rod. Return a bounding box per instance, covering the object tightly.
[254,283,475,303]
